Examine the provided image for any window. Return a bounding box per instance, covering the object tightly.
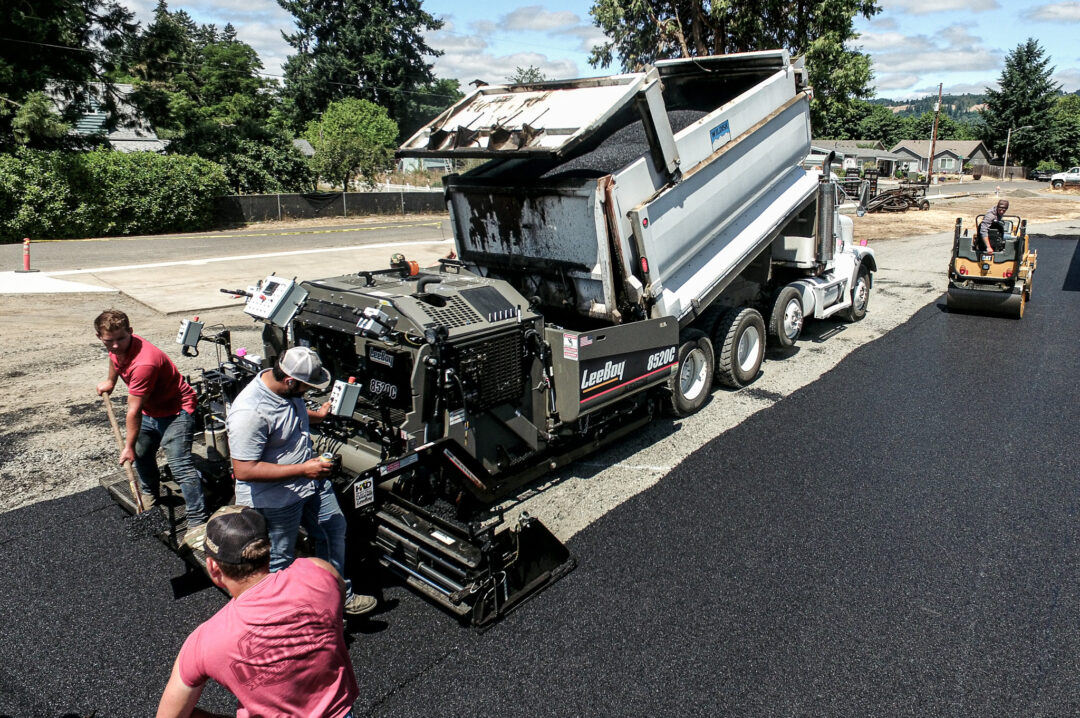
[939,157,955,170]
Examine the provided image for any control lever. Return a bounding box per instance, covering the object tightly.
[221,288,253,297]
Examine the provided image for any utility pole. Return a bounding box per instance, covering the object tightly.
[927,83,943,184]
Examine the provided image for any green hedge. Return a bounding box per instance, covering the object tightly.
[0,148,230,242]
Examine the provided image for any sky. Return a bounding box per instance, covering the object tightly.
[116,0,1080,100]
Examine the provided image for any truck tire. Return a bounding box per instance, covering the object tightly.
[667,329,714,416]
[840,263,871,322]
[714,307,765,388]
[1053,180,1064,189]
[767,286,803,349]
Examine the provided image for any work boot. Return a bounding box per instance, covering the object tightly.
[344,593,377,616]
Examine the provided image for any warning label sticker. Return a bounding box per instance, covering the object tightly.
[563,334,579,360]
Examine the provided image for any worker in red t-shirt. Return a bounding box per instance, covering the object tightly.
[156,505,359,718]
[95,309,207,527]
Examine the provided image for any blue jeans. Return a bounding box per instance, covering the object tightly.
[257,480,353,599]
[133,410,207,526]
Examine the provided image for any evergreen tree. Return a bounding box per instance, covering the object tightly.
[125,5,273,134]
[0,0,135,150]
[278,0,443,135]
[587,0,880,134]
[980,38,1058,168]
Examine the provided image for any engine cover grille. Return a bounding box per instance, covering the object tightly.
[455,330,523,410]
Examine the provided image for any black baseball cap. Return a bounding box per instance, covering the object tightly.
[203,505,267,564]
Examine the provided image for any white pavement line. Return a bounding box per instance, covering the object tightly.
[0,271,117,294]
[45,238,455,277]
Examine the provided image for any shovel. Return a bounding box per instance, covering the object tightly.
[102,392,146,513]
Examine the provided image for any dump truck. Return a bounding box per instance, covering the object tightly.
[946,213,1036,317]
[104,50,876,626]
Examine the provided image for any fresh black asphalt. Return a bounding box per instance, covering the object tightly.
[2,234,1078,717]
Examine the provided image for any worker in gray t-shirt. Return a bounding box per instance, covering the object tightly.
[226,346,376,616]
[978,199,1009,255]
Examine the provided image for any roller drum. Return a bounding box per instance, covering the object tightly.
[946,285,1025,318]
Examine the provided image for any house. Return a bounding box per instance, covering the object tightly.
[809,140,906,175]
[48,82,167,153]
[889,140,991,174]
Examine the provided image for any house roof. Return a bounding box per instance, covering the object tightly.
[292,138,315,157]
[48,82,167,153]
[810,140,905,162]
[812,139,886,151]
[890,140,988,160]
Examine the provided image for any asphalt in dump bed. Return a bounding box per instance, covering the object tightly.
[2,235,1079,716]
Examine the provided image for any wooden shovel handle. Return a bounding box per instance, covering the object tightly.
[101,392,145,513]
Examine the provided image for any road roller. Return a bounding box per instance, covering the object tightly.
[946,214,1037,318]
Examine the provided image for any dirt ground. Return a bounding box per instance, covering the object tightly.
[1,190,1077,519]
[850,192,1080,244]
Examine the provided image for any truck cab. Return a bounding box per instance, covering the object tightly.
[1050,167,1080,189]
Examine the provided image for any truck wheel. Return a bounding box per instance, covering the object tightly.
[767,286,803,349]
[667,329,714,417]
[714,307,765,388]
[840,263,871,322]
[1053,180,1064,189]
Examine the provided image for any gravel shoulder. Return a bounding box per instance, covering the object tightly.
[2,190,1077,537]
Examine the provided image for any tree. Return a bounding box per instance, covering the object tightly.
[587,0,880,133]
[1048,95,1080,169]
[10,92,73,148]
[123,4,274,135]
[278,0,443,136]
[902,112,978,142]
[168,122,313,194]
[508,66,547,83]
[855,102,905,147]
[0,0,135,150]
[303,98,398,189]
[980,38,1058,169]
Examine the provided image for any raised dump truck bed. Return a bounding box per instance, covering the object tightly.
[400,51,814,326]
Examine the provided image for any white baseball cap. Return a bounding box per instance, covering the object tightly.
[278,346,331,390]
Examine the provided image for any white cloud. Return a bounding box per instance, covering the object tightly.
[883,0,999,14]
[862,23,999,80]
[1054,68,1080,91]
[875,73,921,91]
[557,24,609,53]
[874,48,997,72]
[434,50,578,85]
[232,21,291,76]
[867,17,899,30]
[857,31,916,52]
[502,6,580,32]
[470,20,498,35]
[1026,2,1080,21]
[943,80,1000,94]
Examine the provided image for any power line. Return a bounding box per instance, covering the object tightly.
[0,36,463,100]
